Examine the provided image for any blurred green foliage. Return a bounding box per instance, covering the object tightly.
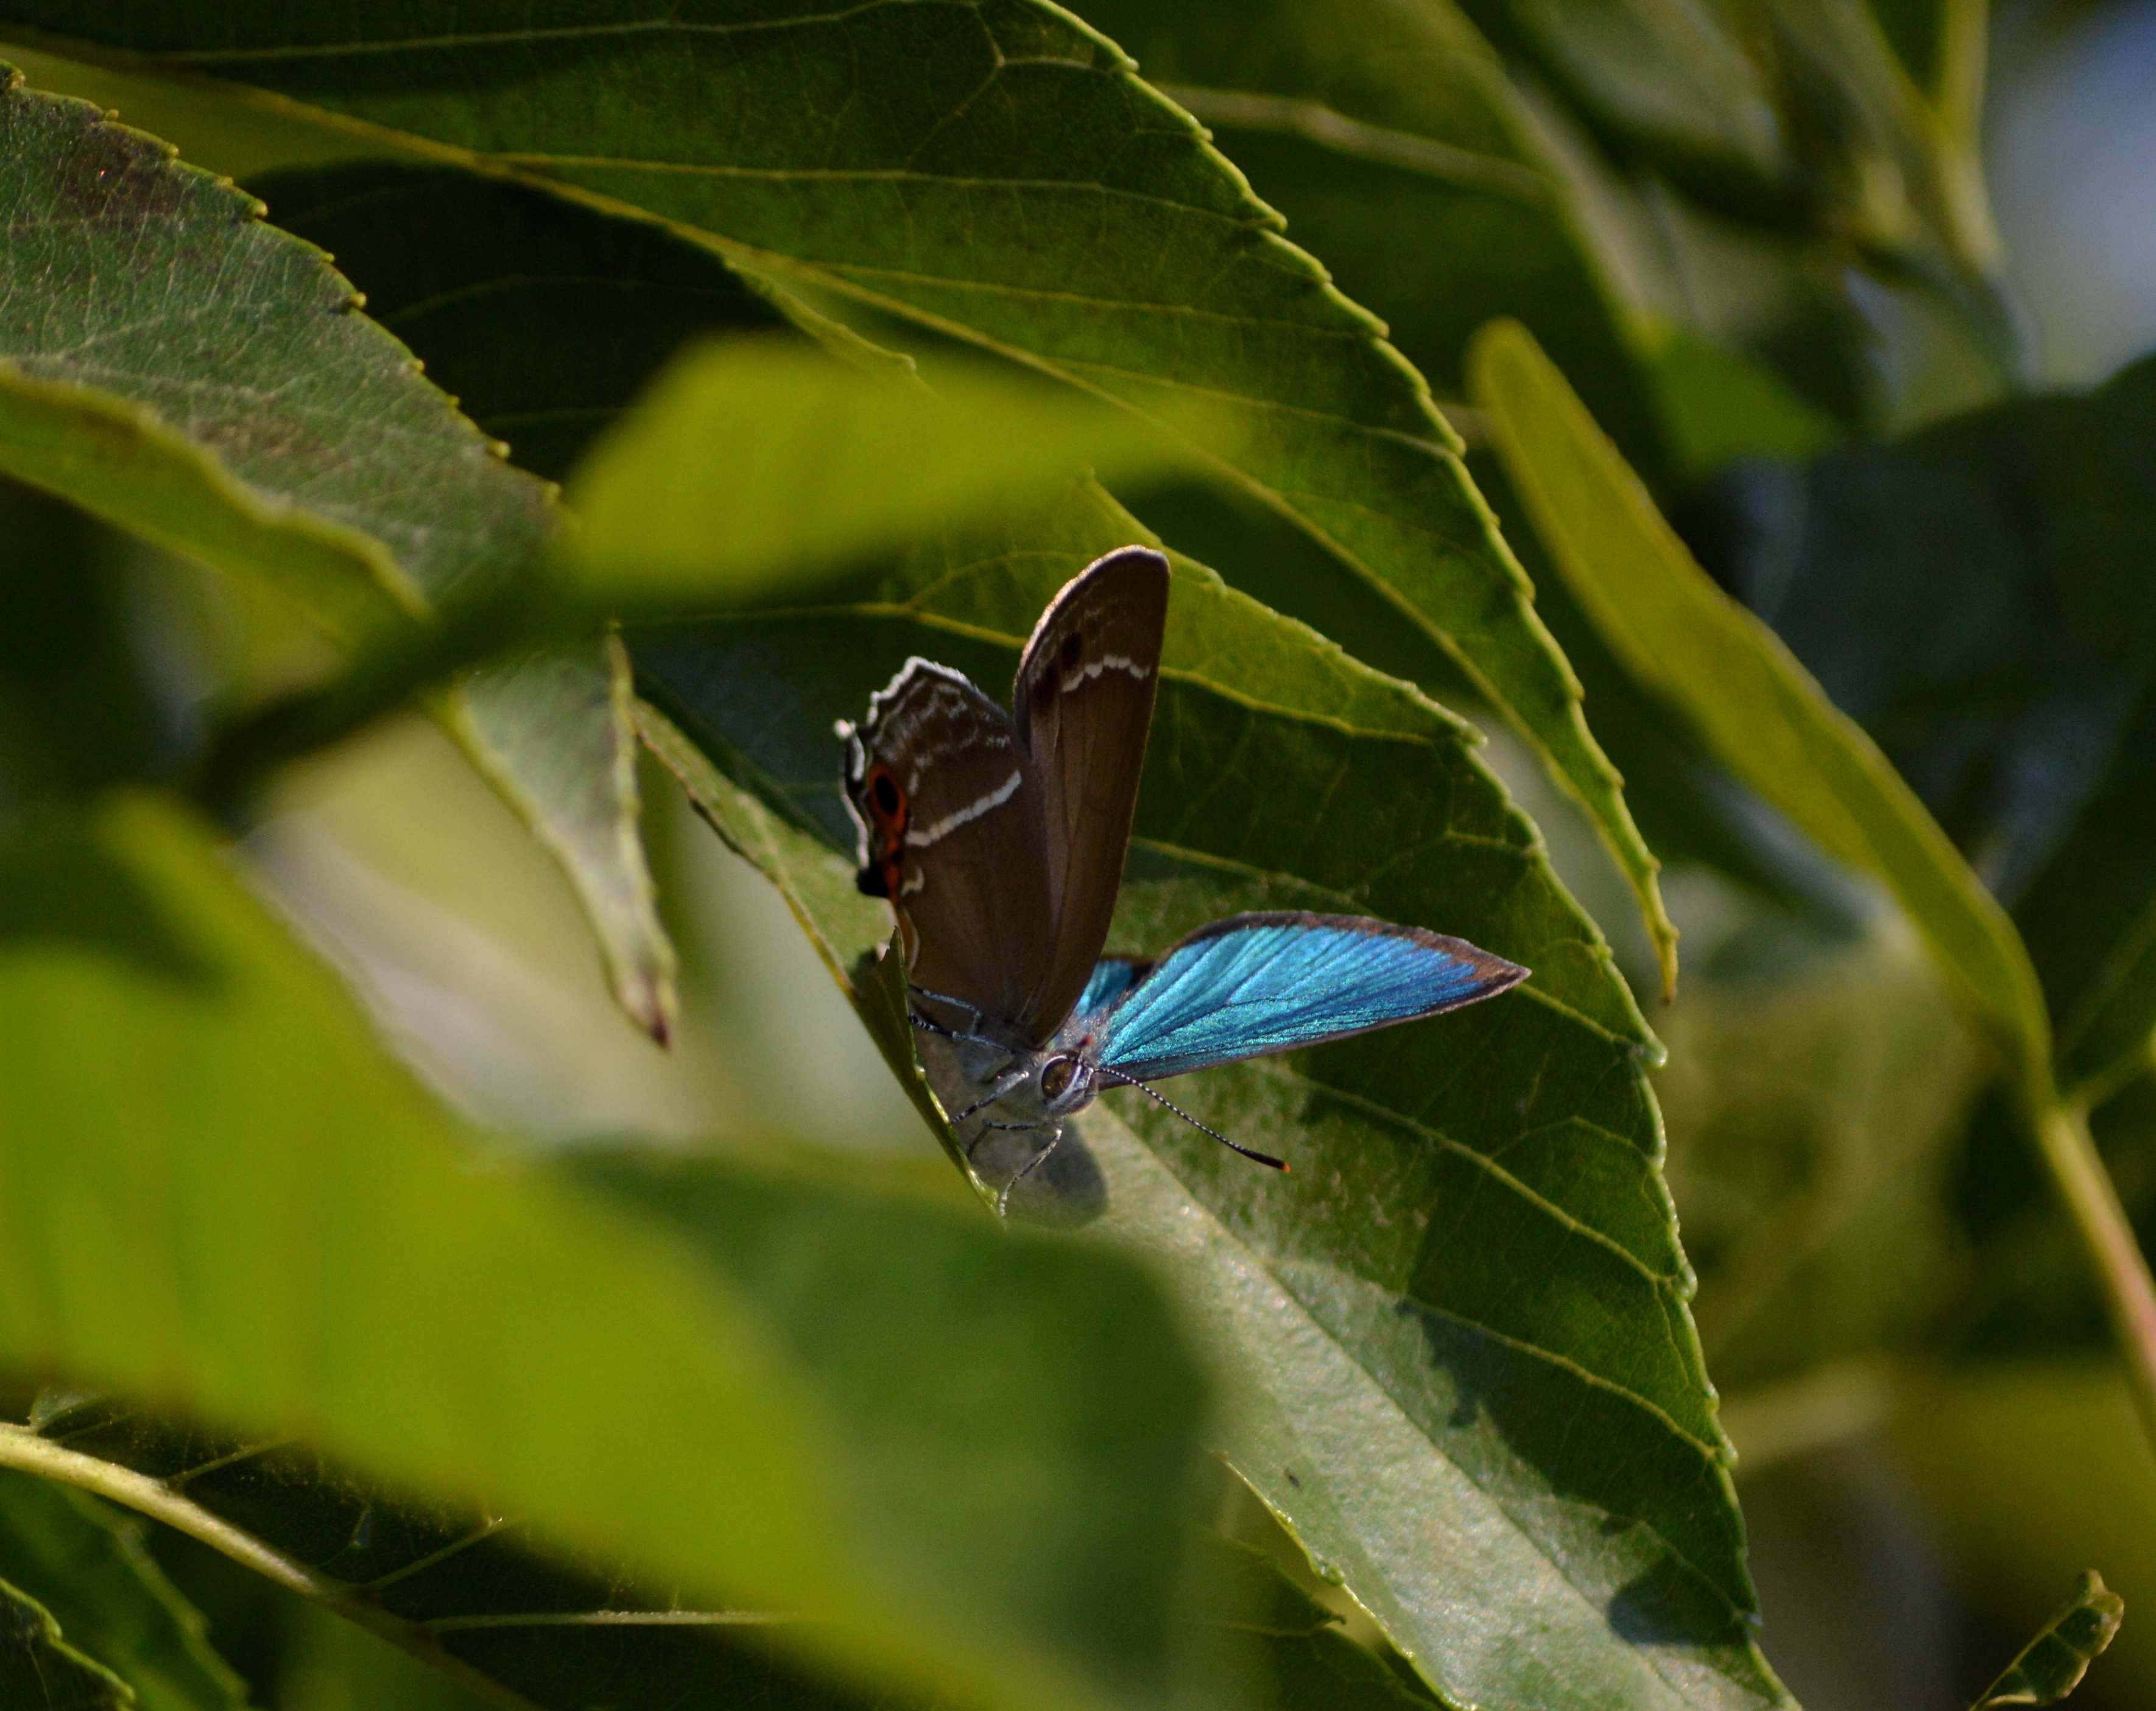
[0,3,2151,1708]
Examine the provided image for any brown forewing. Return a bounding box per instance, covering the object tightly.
[1010,546,1170,1041]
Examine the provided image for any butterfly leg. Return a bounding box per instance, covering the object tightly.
[907,984,987,1038]
[984,1119,1064,1218]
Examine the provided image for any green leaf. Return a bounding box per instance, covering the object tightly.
[0,1575,134,1710]
[249,163,799,486]
[0,36,393,181]
[277,1599,498,1711]
[0,65,675,1039]
[261,167,1206,586]
[1867,0,1988,139]
[1751,0,2003,285]
[0,2,1676,1011]
[2022,690,2156,1103]
[1069,0,1672,473]
[564,339,1208,602]
[16,1204,1208,1711]
[0,792,1213,1711]
[1703,353,2156,1098]
[1972,1571,2124,1708]
[0,1469,246,1711]
[1633,326,1844,479]
[1465,445,1871,943]
[1046,0,1937,917]
[1476,0,1993,300]
[631,479,1789,1709]
[18,1395,907,1711]
[569,1150,1210,1692]
[1469,318,2050,1097]
[1467,0,1786,189]
[636,702,957,1172]
[1183,1537,1440,1709]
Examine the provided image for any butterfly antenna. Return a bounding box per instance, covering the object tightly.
[1096,1067,1288,1172]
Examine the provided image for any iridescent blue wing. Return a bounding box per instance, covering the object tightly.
[1073,957,1146,1022]
[1094,912,1526,1082]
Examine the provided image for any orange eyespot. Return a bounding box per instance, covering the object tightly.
[865,764,906,827]
[854,764,911,901]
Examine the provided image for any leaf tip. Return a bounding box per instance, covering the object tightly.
[619,969,679,1049]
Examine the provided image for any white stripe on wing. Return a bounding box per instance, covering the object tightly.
[904,770,1025,848]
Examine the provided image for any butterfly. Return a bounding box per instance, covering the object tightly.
[839,545,1527,1212]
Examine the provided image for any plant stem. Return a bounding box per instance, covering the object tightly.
[0,1424,542,1711]
[2034,1101,2156,1452]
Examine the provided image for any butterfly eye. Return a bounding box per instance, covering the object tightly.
[1038,1054,1079,1102]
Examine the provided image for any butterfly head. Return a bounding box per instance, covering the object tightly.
[1032,1043,1099,1118]
[947,1038,1102,1130]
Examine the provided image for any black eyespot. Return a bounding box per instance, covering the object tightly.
[1039,1055,1076,1101]
[870,772,901,815]
[854,863,889,898]
[1059,633,1082,672]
